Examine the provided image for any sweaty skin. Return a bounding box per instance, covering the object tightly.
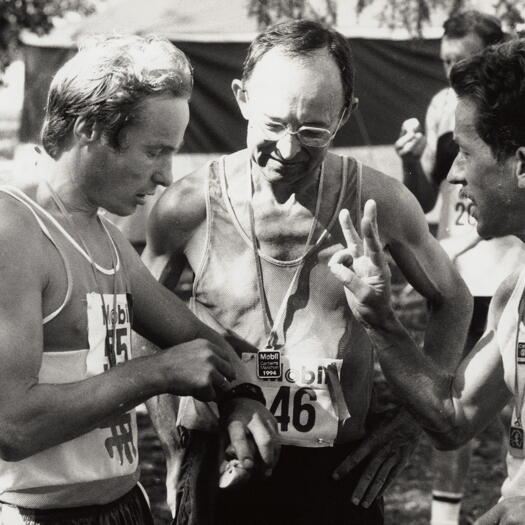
[137,46,472,515]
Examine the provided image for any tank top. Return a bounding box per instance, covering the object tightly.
[496,267,525,499]
[178,150,373,446]
[0,187,139,508]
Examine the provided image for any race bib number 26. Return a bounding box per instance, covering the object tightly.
[242,353,343,447]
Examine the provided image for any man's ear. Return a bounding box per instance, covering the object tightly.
[72,117,102,146]
[231,79,250,120]
[516,147,525,189]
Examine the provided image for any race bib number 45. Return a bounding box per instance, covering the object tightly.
[242,353,343,447]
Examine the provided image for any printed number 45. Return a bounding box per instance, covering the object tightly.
[269,386,316,433]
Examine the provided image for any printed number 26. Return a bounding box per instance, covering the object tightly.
[269,386,316,433]
[455,201,476,226]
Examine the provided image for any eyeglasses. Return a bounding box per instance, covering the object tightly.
[244,91,354,148]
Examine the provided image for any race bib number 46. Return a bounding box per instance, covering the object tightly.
[242,353,343,447]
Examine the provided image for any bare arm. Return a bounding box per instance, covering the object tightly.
[132,173,279,496]
[363,170,473,372]
[329,200,511,448]
[0,201,236,461]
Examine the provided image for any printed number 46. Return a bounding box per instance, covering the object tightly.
[269,386,316,433]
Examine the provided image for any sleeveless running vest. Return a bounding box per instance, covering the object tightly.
[178,150,373,446]
[496,268,525,499]
[0,187,139,509]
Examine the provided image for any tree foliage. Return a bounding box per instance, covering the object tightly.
[356,0,524,36]
[0,0,99,73]
[248,0,524,35]
[247,0,337,28]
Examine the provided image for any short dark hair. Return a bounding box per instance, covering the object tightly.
[242,19,354,111]
[42,34,193,159]
[450,39,525,162]
[443,10,504,47]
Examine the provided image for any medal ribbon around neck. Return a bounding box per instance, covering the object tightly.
[513,289,525,428]
[46,182,120,368]
[247,161,325,349]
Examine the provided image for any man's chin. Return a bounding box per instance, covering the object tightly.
[103,204,136,218]
[476,222,498,241]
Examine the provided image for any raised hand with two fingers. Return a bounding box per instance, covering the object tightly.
[328,199,393,329]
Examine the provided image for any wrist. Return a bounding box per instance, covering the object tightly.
[218,383,266,407]
[364,310,408,351]
[402,156,422,170]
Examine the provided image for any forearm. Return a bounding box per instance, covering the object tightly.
[0,356,164,461]
[134,313,251,388]
[365,311,463,446]
[133,331,183,453]
[402,159,439,213]
[424,280,473,372]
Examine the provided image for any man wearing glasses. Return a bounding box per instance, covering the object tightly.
[139,19,472,525]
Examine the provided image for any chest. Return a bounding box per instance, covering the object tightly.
[42,237,129,353]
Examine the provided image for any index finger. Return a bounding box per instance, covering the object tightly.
[332,438,378,480]
[339,208,362,257]
[361,200,385,267]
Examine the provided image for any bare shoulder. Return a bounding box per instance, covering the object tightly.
[488,271,522,327]
[0,193,47,281]
[147,165,209,256]
[360,164,427,243]
[360,164,415,205]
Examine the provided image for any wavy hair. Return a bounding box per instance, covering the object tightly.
[41,35,193,159]
[450,39,525,162]
[242,19,354,111]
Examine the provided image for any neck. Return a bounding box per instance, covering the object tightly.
[251,162,322,206]
[41,153,99,223]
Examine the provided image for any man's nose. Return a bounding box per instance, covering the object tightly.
[275,132,302,159]
[447,156,464,184]
[153,156,174,187]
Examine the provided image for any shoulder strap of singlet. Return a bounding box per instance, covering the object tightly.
[507,267,525,314]
[0,186,72,324]
[0,185,119,275]
[189,160,216,311]
[354,159,363,237]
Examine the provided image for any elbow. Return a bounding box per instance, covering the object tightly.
[0,423,38,461]
[0,441,30,462]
